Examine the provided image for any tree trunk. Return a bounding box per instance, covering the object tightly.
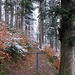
[15,7,19,29]
[20,0,25,32]
[50,36,53,48]
[21,14,24,31]
[5,0,9,25]
[39,2,44,49]
[5,8,9,25]
[55,27,58,52]
[0,0,1,21]
[10,6,14,28]
[59,0,73,75]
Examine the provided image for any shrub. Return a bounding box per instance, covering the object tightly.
[54,58,60,70]
[49,56,57,63]
[4,45,24,62]
[44,47,55,57]
[26,42,33,50]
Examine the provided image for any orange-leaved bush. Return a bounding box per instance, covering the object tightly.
[54,58,60,70]
[0,24,12,63]
[0,24,12,50]
[44,46,60,70]
[44,46,55,57]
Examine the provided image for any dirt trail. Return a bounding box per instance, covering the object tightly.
[8,44,58,75]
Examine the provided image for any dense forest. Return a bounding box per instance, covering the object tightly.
[0,0,75,75]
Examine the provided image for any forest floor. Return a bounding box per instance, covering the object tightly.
[0,22,59,75]
[1,44,59,75]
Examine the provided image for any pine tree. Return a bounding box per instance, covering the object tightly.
[59,0,74,75]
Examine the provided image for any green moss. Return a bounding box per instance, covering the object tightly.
[59,62,72,75]
[0,64,8,75]
[0,71,8,75]
[48,56,57,63]
[68,36,75,46]
[66,71,71,75]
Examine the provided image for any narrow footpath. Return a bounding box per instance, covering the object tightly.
[9,44,58,75]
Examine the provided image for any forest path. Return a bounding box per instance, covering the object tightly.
[9,44,58,75]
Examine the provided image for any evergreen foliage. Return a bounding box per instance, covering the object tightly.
[48,2,75,46]
[68,36,75,46]
[49,56,57,63]
[20,0,34,15]
[26,42,33,50]
[49,5,75,21]
[4,45,24,62]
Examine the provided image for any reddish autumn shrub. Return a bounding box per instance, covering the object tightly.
[0,24,12,63]
[44,46,55,57]
[54,58,60,70]
[0,24,12,50]
[44,46,60,70]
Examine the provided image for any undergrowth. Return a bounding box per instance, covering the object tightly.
[0,64,8,75]
[4,45,24,62]
[48,56,57,63]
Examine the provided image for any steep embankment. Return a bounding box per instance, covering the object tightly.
[0,22,59,75]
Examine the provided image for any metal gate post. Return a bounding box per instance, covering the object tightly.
[36,53,39,74]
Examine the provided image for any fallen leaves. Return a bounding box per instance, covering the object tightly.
[44,46,55,57]
[0,24,12,50]
[44,46,60,70]
[0,22,32,65]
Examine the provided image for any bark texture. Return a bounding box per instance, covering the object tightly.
[59,0,74,75]
[0,0,1,21]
